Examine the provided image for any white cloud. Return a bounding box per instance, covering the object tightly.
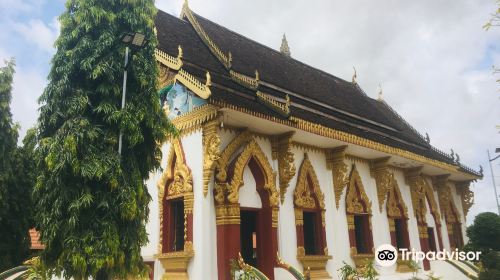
[11,17,59,53]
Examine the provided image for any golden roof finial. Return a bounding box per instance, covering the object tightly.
[255,70,260,82]
[352,66,357,84]
[177,45,183,59]
[377,84,383,101]
[280,33,291,57]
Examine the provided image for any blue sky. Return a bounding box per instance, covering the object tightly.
[1,0,500,224]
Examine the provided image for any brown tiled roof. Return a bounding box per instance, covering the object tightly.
[29,228,44,250]
[154,9,480,177]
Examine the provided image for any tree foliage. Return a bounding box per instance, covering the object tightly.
[466,212,500,280]
[34,0,173,278]
[0,59,36,271]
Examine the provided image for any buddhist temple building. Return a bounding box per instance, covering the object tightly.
[142,2,482,279]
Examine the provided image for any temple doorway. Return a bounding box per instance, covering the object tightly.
[354,214,372,254]
[394,218,410,249]
[240,209,258,267]
[427,227,437,252]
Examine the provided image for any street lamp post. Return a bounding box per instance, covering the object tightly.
[118,32,147,155]
[487,148,500,215]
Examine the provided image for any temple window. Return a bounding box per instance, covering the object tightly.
[386,177,410,250]
[169,199,185,252]
[345,164,374,269]
[427,227,437,252]
[293,154,332,278]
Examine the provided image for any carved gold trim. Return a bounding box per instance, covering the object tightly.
[346,165,372,215]
[256,91,291,116]
[228,139,279,207]
[386,177,409,219]
[350,247,375,269]
[175,69,212,99]
[272,132,296,204]
[230,70,259,90]
[294,154,325,210]
[326,146,349,209]
[209,100,478,179]
[369,157,392,212]
[434,175,461,224]
[156,242,194,280]
[457,181,473,219]
[181,1,232,69]
[155,47,183,71]
[171,104,219,131]
[296,253,333,280]
[157,139,194,254]
[215,204,240,225]
[215,129,253,182]
[202,119,221,197]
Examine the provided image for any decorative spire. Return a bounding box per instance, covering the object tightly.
[425,133,430,143]
[280,34,291,57]
[377,84,383,101]
[352,66,357,84]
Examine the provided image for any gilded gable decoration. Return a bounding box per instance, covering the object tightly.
[215,129,253,182]
[272,132,296,204]
[294,154,325,210]
[158,65,176,90]
[346,164,372,215]
[227,139,279,207]
[175,69,212,99]
[369,157,392,212]
[326,146,349,209]
[230,70,259,90]
[181,1,232,69]
[202,118,221,197]
[386,178,408,218]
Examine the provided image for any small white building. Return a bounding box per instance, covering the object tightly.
[142,3,480,280]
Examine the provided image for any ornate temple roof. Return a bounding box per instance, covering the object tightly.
[154,5,481,179]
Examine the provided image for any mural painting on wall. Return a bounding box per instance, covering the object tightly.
[160,83,206,119]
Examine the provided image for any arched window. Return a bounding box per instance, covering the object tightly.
[293,154,332,278]
[157,139,194,279]
[386,177,410,250]
[346,165,374,268]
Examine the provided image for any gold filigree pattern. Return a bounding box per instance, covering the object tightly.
[256,91,291,116]
[326,146,349,209]
[215,129,253,182]
[175,69,212,99]
[227,139,279,207]
[405,168,428,224]
[157,138,193,254]
[294,154,325,210]
[457,181,473,218]
[369,157,392,212]
[386,178,408,218]
[171,104,219,132]
[434,175,461,224]
[202,119,221,197]
[155,46,183,71]
[346,165,372,214]
[272,132,296,204]
[209,99,480,179]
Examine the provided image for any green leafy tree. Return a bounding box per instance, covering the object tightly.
[34,0,172,279]
[0,59,36,271]
[465,212,500,280]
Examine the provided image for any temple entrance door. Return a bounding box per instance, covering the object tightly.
[240,209,258,267]
[427,227,437,252]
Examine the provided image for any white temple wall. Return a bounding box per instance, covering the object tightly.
[450,182,469,245]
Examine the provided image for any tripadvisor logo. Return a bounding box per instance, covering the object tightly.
[375,244,481,267]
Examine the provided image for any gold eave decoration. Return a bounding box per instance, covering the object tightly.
[256,91,291,117]
[272,132,296,204]
[209,99,475,179]
[155,47,183,70]
[170,104,219,132]
[369,157,392,213]
[174,69,212,99]
[182,1,232,69]
[230,70,259,90]
[326,146,349,209]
